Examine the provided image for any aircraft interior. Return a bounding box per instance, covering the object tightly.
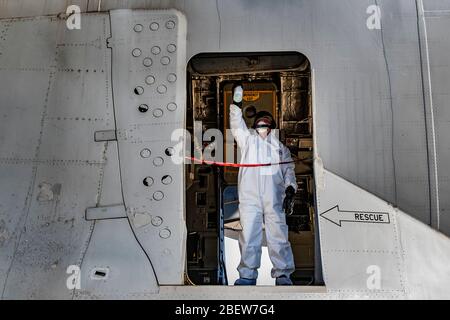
[185,52,321,286]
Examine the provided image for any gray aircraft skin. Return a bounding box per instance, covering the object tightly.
[0,0,449,299]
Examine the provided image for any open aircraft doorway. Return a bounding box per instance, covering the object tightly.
[185,52,321,286]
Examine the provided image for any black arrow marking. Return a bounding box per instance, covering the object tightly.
[319,205,390,227]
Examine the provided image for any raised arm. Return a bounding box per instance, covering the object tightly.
[229,104,251,149]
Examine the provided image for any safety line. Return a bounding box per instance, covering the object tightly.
[186,156,306,168]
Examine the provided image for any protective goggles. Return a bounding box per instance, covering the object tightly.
[255,118,273,129]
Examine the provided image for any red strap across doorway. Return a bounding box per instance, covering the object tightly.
[185,156,297,168]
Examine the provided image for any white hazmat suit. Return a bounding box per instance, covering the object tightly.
[229,104,297,280]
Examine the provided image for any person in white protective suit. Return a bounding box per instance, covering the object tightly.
[229,83,297,286]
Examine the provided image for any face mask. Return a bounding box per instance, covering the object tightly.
[256,127,269,135]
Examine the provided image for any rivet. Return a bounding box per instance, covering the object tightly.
[167,44,176,53]
[153,157,164,167]
[166,20,175,29]
[151,46,161,55]
[159,227,171,239]
[150,22,159,31]
[140,148,151,158]
[132,48,142,57]
[143,57,153,67]
[134,86,144,95]
[167,73,177,83]
[134,24,143,32]
[167,102,177,111]
[151,216,163,227]
[153,108,164,118]
[138,104,149,113]
[160,56,170,65]
[157,85,167,94]
[143,176,154,187]
[145,75,155,85]
[153,191,164,201]
[161,175,173,185]
[165,147,174,156]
